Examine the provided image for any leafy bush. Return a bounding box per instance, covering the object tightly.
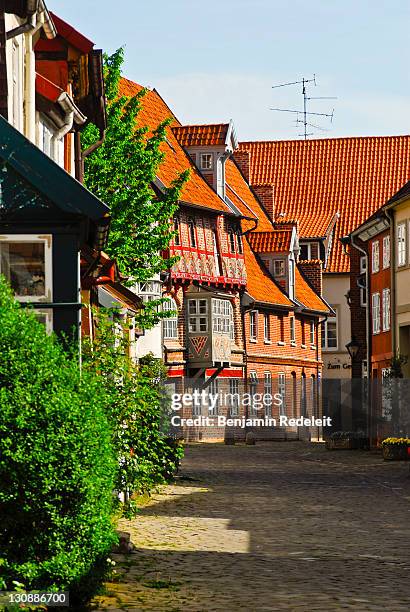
[82,312,184,513]
[0,278,117,594]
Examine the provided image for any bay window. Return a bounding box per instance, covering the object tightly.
[188,298,208,332]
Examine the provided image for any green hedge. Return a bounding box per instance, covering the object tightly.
[0,278,117,595]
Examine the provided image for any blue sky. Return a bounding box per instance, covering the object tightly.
[49,0,409,141]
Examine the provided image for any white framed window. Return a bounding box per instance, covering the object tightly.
[264,313,271,343]
[397,223,406,267]
[290,317,296,344]
[137,280,162,303]
[310,321,315,345]
[212,298,233,335]
[200,153,213,170]
[382,235,390,269]
[212,229,221,277]
[0,235,52,302]
[250,310,258,342]
[188,298,208,332]
[264,372,273,417]
[249,371,259,416]
[188,218,197,247]
[208,379,219,416]
[228,379,240,416]
[321,315,338,350]
[382,288,390,332]
[11,40,21,130]
[273,259,285,277]
[359,255,367,274]
[237,232,243,255]
[372,240,380,273]
[278,372,286,416]
[228,228,236,253]
[372,292,381,334]
[310,374,316,414]
[162,298,178,339]
[35,309,53,335]
[360,285,367,307]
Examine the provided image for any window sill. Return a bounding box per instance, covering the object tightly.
[290,341,297,347]
[277,341,286,346]
[264,340,272,345]
[310,345,316,350]
[250,339,257,343]
[301,344,307,349]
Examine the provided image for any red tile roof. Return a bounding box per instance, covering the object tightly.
[243,240,293,307]
[172,124,229,147]
[248,230,292,253]
[225,159,272,231]
[119,78,231,214]
[295,267,329,314]
[226,159,330,312]
[238,136,410,273]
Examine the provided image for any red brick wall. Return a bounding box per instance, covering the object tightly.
[369,230,393,375]
[252,184,275,220]
[233,150,250,183]
[298,260,323,295]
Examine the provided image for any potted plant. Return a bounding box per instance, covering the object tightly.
[381,437,410,461]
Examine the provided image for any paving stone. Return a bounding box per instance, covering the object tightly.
[90,442,410,611]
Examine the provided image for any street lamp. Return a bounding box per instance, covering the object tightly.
[346,337,360,360]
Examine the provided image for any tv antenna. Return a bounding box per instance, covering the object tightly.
[270,75,336,139]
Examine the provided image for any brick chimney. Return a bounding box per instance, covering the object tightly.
[252,184,275,220]
[298,260,323,296]
[233,150,250,183]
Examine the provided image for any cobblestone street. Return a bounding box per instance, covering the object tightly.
[92,442,410,611]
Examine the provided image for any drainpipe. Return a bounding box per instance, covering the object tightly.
[77,129,106,183]
[350,233,370,377]
[7,4,55,142]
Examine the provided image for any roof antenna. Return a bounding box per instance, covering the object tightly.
[270,75,337,139]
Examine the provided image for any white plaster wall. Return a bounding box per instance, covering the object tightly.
[322,273,352,378]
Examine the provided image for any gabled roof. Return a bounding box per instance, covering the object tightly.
[0,114,109,221]
[226,159,330,313]
[119,78,232,214]
[173,120,238,151]
[248,230,292,253]
[49,11,94,53]
[243,240,293,308]
[238,136,410,273]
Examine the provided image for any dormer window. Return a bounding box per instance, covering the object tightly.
[200,153,213,170]
[188,218,196,247]
[273,260,285,277]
